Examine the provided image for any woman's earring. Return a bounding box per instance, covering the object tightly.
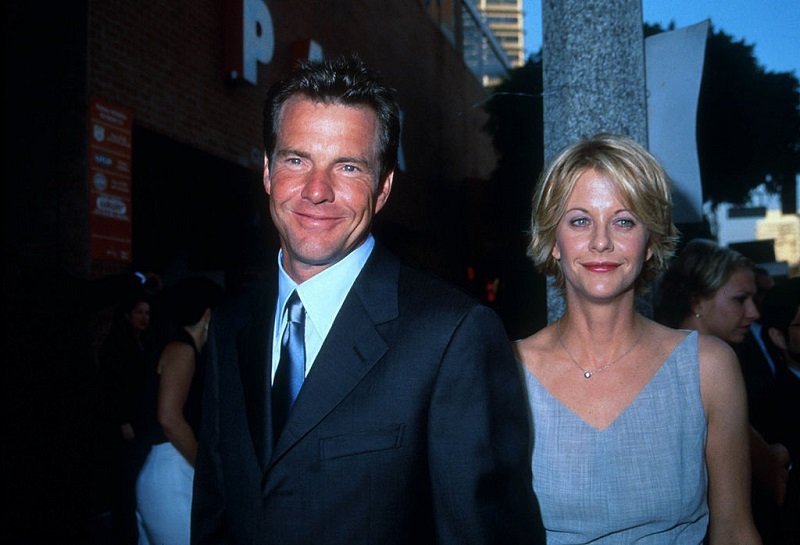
[694,313,701,319]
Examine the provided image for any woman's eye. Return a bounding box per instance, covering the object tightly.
[616,217,636,228]
[570,217,589,227]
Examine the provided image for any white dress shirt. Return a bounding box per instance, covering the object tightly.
[271,235,375,383]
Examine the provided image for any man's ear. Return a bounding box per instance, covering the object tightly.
[263,153,271,195]
[767,326,789,351]
[374,170,394,213]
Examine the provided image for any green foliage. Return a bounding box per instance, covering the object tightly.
[479,25,800,331]
[483,56,545,236]
[481,56,548,337]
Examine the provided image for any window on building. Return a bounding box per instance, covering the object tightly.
[498,35,519,44]
[487,16,519,25]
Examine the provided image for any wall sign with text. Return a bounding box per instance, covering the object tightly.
[88,97,133,262]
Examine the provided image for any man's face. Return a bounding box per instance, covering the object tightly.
[264,96,393,283]
[785,307,800,364]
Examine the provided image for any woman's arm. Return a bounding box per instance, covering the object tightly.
[699,335,762,545]
[157,342,198,466]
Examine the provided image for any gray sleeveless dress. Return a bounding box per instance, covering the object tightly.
[525,330,709,544]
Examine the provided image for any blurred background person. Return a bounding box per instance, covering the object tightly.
[515,134,760,544]
[750,277,800,543]
[135,277,222,545]
[98,290,156,544]
[655,238,790,543]
[737,266,779,432]
[654,238,759,345]
[755,277,800,466]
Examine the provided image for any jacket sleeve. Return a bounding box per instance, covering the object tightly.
[427,304,545,545]
[191,323,229,545]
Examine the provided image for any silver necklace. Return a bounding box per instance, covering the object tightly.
[556,319,644,379]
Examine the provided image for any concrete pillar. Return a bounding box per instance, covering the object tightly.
[541,0,647,322]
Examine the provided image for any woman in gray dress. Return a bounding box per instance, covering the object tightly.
[513,134,761,544]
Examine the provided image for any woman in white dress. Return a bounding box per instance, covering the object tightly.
[136,277,222,545]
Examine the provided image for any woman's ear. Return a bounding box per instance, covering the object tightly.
[767,326,788,351]
[689,297,704,318]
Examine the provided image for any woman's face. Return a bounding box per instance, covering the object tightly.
[552,168,651,302]
[126,301,151,333]
[694,268,759,344]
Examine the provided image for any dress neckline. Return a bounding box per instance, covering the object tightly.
[525,330,696,432]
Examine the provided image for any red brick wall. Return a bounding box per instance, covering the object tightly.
[89,0,264,168]
[88,2,496,186]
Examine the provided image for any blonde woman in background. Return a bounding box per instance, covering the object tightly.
[655,239,791,543]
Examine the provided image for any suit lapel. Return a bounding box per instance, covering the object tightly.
[267,244,401,467]
[237,282,277,471]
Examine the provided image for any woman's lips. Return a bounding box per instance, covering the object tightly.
[582,262,620,272]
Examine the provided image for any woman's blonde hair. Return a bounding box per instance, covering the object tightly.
[528,133,678,292]
[654,239,754,328]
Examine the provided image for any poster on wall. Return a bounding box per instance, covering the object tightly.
[88,97,133,262]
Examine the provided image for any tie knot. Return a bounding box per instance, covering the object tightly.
[286,291,304,324]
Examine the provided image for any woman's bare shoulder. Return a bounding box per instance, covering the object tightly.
[512,325,559,371]
[695,332,741,385]
[695,331,737,359]
[161,340,195,359]
[157,340,196,373]
[643,318,686,341]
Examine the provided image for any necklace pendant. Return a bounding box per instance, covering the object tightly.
[584,371,593,379]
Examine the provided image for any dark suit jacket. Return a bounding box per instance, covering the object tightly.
[192,244,544,544]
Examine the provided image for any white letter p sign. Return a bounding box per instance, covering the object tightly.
[242,0,273,84]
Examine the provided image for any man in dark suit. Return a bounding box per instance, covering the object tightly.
[191,56,543,544]
[746,277,800,543]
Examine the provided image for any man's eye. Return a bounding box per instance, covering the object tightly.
[287,157,302,165]
[342,164,359,173]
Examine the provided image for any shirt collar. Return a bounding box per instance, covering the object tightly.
[276,235,375,337]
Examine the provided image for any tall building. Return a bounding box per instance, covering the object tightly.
[476,0,525,68]
[423,0,513,86]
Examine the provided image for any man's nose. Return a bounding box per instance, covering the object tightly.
[301,169,335,203]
